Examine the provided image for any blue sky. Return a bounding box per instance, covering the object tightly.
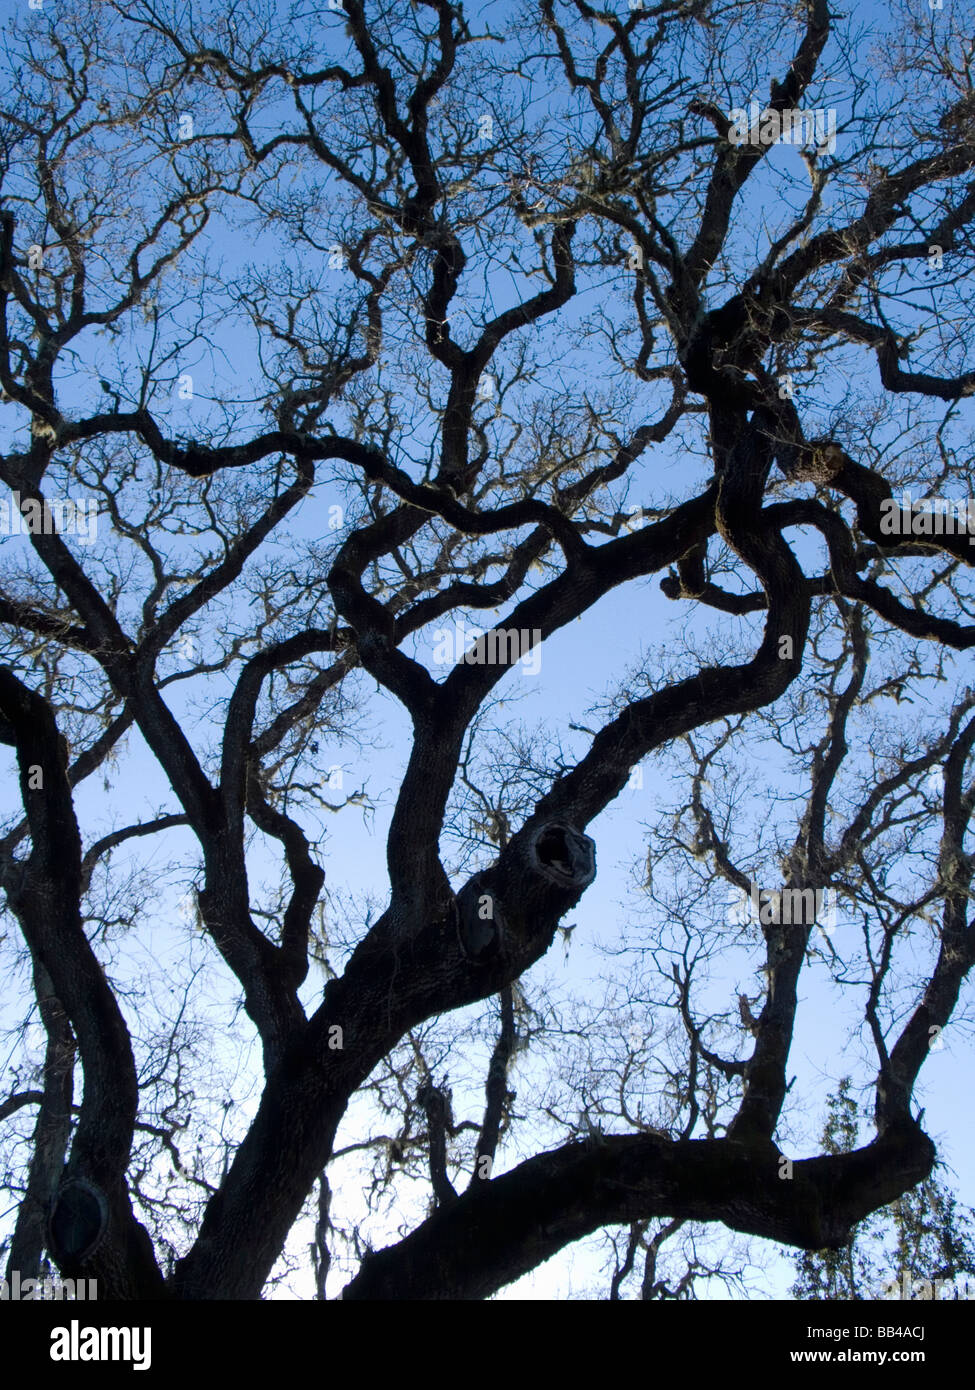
[1,0,974,1299]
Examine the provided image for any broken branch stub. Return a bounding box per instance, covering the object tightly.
[456,823,595,964]
[456,875,506,963]
[528,821,596,890]
[49,1178,109,1264]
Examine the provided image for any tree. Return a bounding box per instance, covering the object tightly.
[0,0,974,1300]
[792,1079,975,1300]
